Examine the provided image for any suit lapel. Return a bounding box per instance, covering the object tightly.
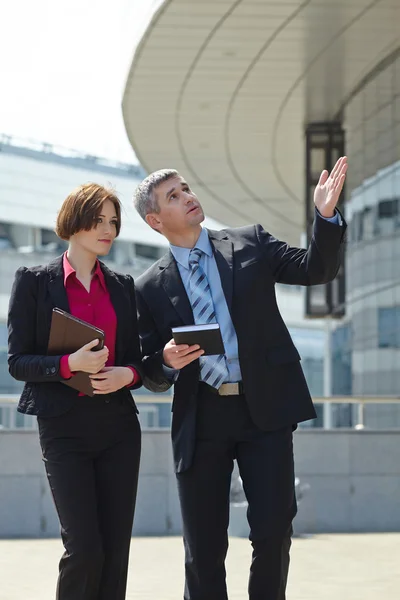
[207,229,234,314]
[47,255,70,312]
[159,251,194,326]
[100,262,126,363]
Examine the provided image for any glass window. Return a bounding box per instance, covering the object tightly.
[378,307,400,348]
[40,229,67,253]
[0,222,13,249]
[353,211,362,242]
[361,206,375,241]
[288,327,324,397]
[135,243,160,260]
[331,324,352,396]
[377,198,398,236]
[0,322,24,394]
[378,198,397,218]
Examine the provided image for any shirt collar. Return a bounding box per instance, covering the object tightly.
[170,228,213,270]
[63,252,107,291]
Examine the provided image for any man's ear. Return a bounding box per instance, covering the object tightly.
[145,212,162,233]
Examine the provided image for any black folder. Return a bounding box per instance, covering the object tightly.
[47,308,105,396]
[172,324,225,356]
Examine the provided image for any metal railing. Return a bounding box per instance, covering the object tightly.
[313,395,400,430]
[0,391,173,432]
[1,394,400,431]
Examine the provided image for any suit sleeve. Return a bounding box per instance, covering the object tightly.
[124,277,171,393]
[7,267,66,383]
[119,274,155,391]
[135,286,173,394]
[258,208,346,286]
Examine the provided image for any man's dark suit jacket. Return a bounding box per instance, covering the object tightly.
[8,255,150,417]
[135,209,347,472]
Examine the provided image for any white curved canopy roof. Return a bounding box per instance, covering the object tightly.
[123,0,400,245]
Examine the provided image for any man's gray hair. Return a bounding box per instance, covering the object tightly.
[133,169,179,222]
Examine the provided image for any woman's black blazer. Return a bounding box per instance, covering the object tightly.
[8,255,150,417]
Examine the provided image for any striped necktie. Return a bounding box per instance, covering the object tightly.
[188,247,229,389]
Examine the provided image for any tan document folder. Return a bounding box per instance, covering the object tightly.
[47,308,105,397]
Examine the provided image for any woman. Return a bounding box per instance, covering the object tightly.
[8,183,148,600]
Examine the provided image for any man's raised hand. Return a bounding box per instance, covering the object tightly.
[313,156,347,218]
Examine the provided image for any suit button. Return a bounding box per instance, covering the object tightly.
[45,368,50,375]
[105,399,110,404]
[51,367,56,374]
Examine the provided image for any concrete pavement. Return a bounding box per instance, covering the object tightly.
[1,534,399,599]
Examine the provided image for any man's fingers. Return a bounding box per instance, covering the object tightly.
[338,162,348,180]
[329,158,342,180]
[334,174,346,195]
[318,170,329,186]
[330,156,347,180]
[164,341,204,368]
[168,344,201,358]
[173,349,204,368]
[174,344,197,352]
[168,342,187,350]
[178,344,201,357]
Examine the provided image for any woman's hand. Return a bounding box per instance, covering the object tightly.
[68,339,109,374]
[89,366,134,394]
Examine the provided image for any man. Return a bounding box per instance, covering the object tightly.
[134,158,347,600]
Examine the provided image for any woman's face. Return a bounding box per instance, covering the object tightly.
[71,199,118,256]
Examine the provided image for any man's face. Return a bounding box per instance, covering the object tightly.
[147,175,205,236]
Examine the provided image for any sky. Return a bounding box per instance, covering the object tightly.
[0,0,162,164]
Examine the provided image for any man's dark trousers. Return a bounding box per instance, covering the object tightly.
[176,384,296,600]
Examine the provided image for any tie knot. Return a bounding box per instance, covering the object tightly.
[189,247,203,267]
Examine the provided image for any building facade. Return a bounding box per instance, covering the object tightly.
[338,50,400,427]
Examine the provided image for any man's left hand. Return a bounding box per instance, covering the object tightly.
[314,156,348,218]
[90,366,134,394]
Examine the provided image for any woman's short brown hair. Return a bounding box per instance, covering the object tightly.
[55,183,121,240]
